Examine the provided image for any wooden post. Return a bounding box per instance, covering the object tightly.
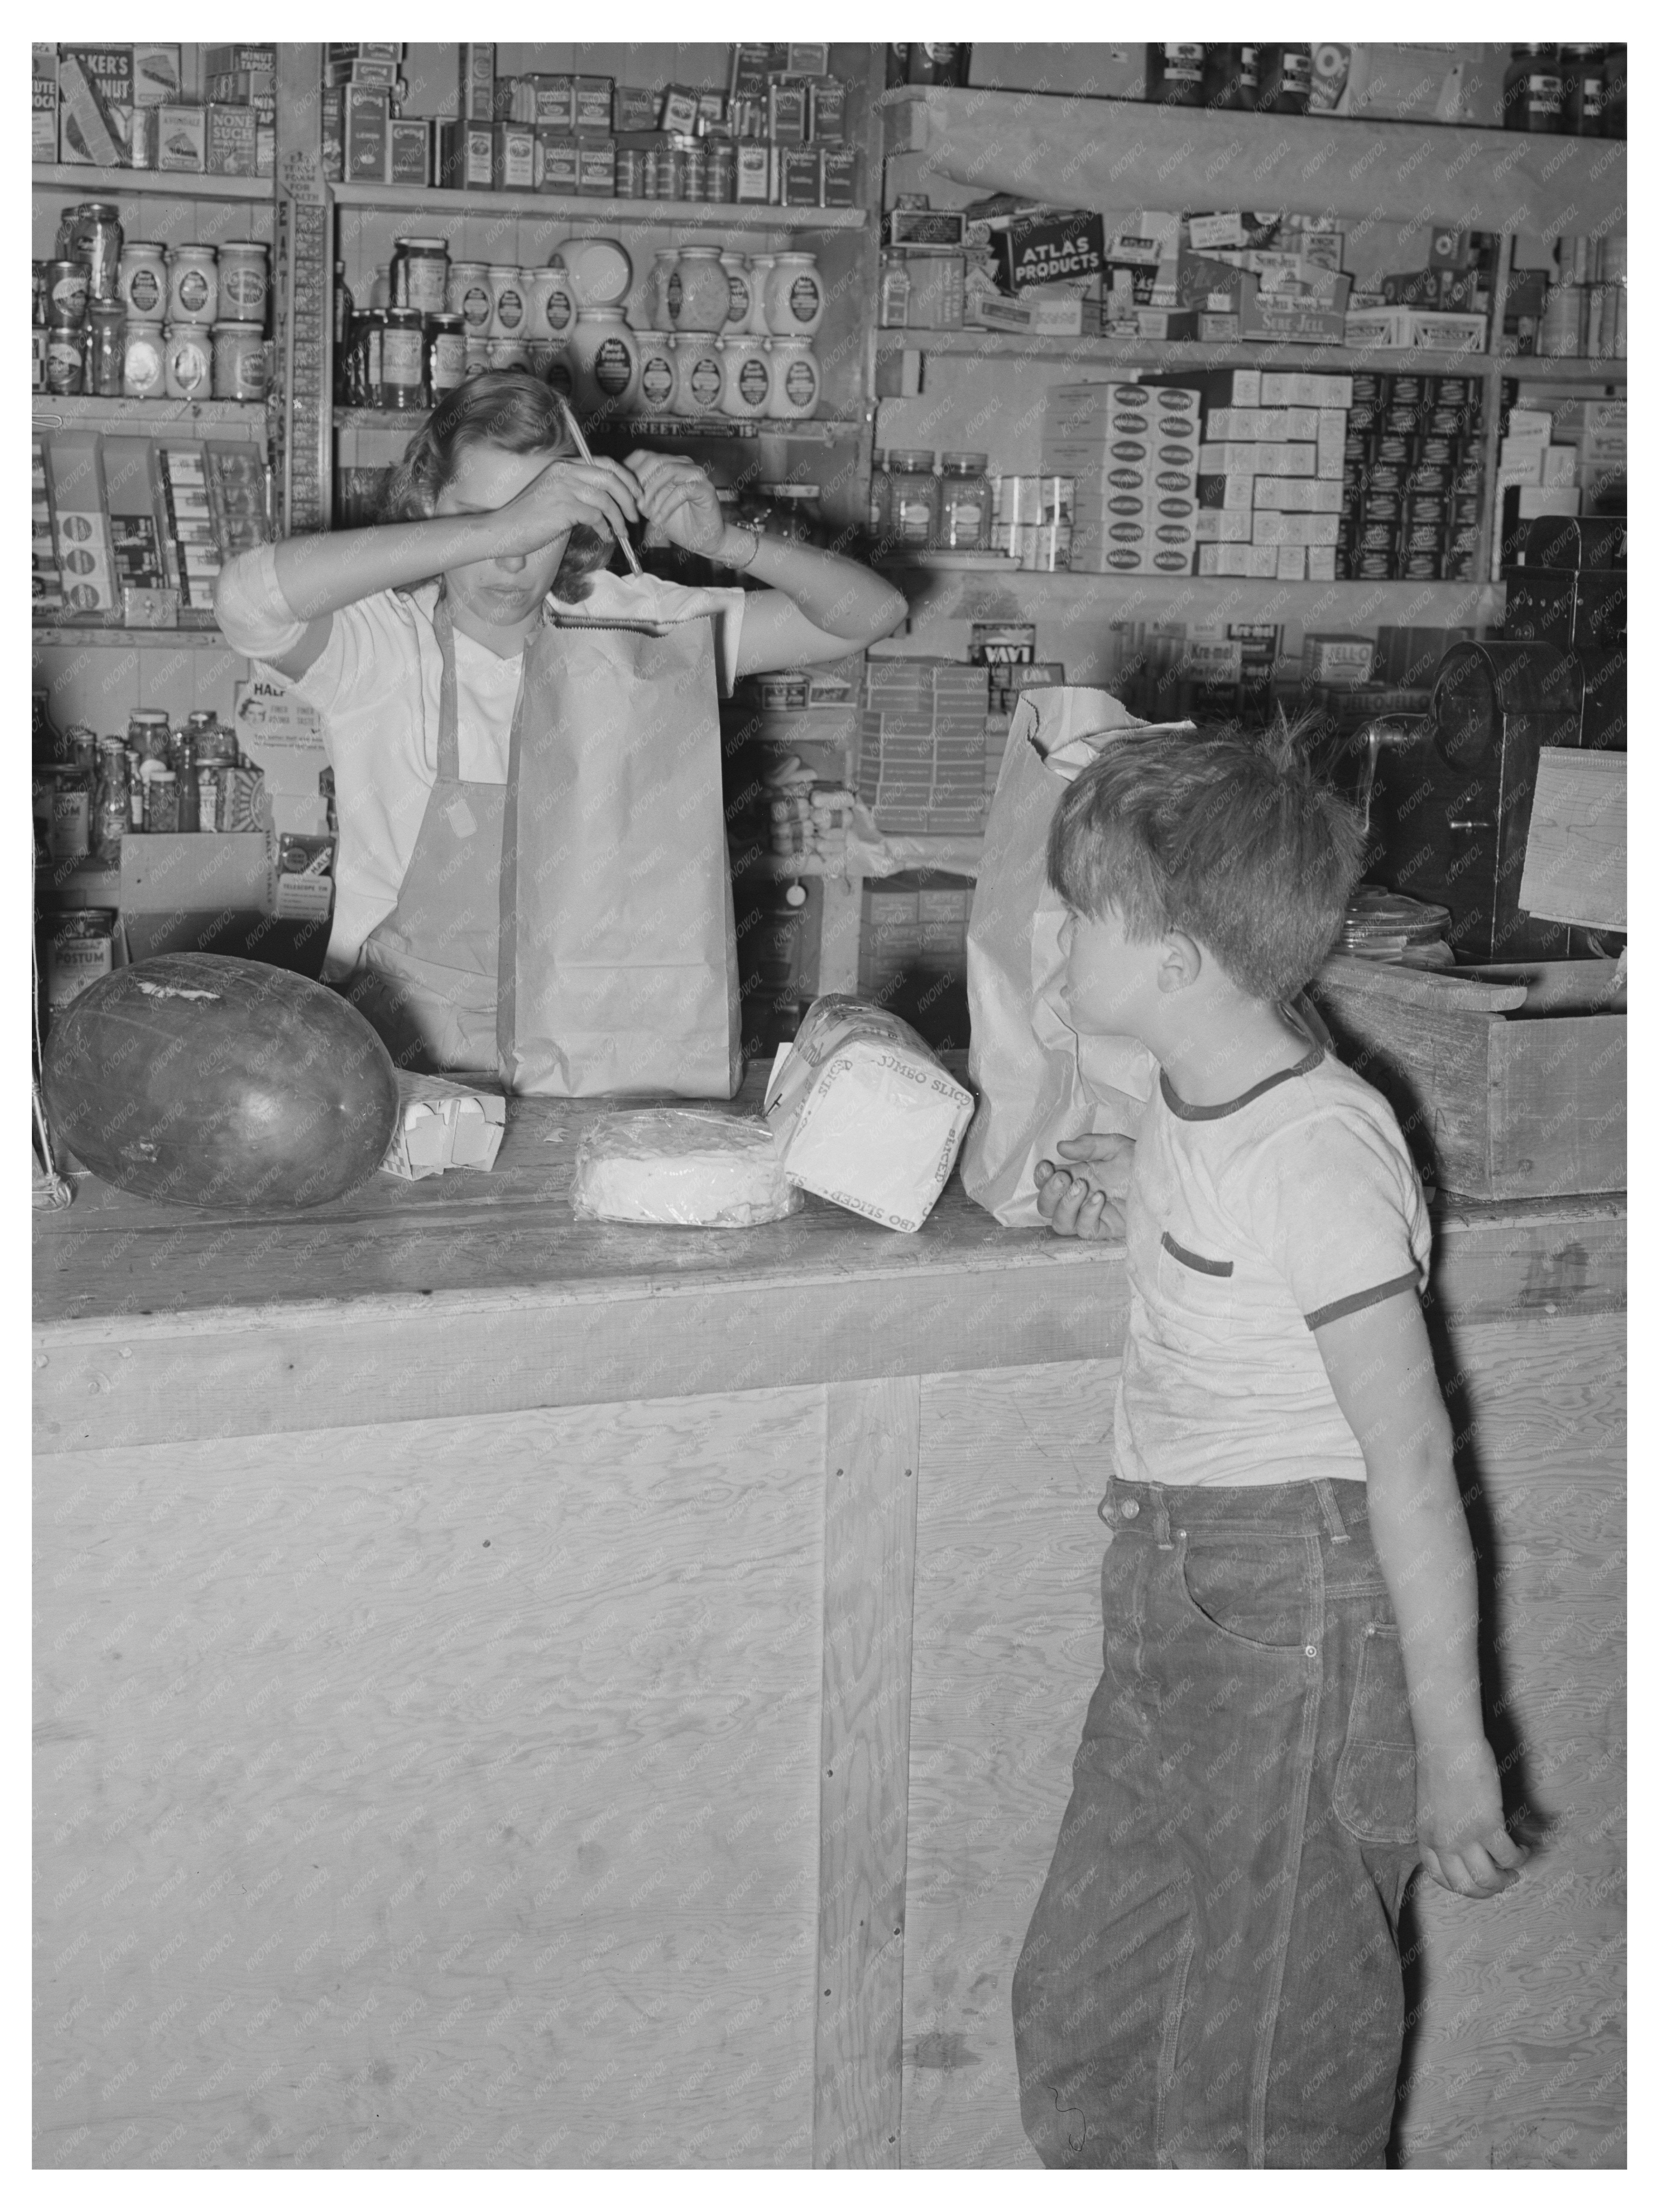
[813,1375,922,2166]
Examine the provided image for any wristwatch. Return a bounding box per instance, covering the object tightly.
[723,521,762,572]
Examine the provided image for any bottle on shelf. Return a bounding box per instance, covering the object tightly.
[1504,46,1564,133]
[1258,46,1314,116]
[1202,45,1261,112]
[939,454,991,550]
[91,741,130,864]
[1559,46,1605,136]
[1146,44,1207,107]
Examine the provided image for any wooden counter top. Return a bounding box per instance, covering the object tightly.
[33,1081,1625,1453]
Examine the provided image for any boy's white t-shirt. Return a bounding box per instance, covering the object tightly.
[1114,1045,1432,1489]
[264,574,745,978]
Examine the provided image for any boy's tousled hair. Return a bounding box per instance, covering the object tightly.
[1046,711,1366,1000]
[379,371,611,601]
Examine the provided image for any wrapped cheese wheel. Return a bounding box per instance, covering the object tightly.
[764,995,974,1233]
[569,1110,802,1227]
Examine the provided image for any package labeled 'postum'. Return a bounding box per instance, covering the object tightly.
[763,994,974,1233]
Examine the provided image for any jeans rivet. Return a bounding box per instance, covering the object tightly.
[1305,1644,1318,1658]
[1121,1500,1139,1519]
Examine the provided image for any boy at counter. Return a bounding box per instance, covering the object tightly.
[1010,719,1527,2168]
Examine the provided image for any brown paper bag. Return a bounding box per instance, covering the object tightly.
[498,610,741,1099]
[960,687,1171,1227]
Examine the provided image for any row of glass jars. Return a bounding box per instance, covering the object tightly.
[37,309,267,401]
[343,311,821,422]
[354,243,825,344]
[36,241,270,334]
[870,451,993,551]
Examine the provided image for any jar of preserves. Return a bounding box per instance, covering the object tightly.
[670,328,724,418]
[163,322,213,399]
[381,307,428,407]
[211,321,267,401]
[488,266,528,339]
[1559,46,1605,135]
[428,313,466,398]
[118,241,168,322]
[940,452,991,549]
[87,301,126,397]
[144,770,179,835]
[1147,44,1206,106]
[767,337,820,421]
[744,257,777,335]
[1259,46,1313,115]
[46,326,85,395]
[167,244,219,326]
[720,335,772,420]
[1202,45,1260,109]
[61,202,123,300]
[667,245,732,332]
[888,450,939,546]
[45,260,90,328]
[390,236,448,315]
[647,251,679,329]
[530,263,575,340]
[634,330,678,415]
[567,307,638,416]
[720,253,753,333]
[217,241,270,324]
[448,260,493,334]
[1505,46,1564,133]
[869,452,892,539]
[763,253,825,337]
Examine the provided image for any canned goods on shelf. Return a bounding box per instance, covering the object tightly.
[217,241,270,324]
[167,245,219,327]
[60,203,123,300]
[45,326,85,395]
[428,313,466,397]
[381,308,428,405]
[390,237,448,315]
[86,301,127,397]
[118,241,168,322]
[164,322,213,400]
[45,260,90,328]
[668,246,731,333]
[211,321,268,401]
[44,911,117,1017]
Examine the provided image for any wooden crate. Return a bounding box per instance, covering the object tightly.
[1307,954,1626,1201]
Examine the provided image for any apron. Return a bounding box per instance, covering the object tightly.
[344,594,509,1075]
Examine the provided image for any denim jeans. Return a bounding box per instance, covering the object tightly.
[1012,1474,1421,2168]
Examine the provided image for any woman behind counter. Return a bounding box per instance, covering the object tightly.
[215,371,906,1072]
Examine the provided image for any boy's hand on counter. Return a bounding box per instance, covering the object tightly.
[1035,1134,1134,1240]
[1415,1737,1529,1900]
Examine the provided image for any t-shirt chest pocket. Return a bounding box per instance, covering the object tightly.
[1156,1228,1238,1315]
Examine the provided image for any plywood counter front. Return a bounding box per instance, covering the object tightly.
[33,1089,1626,2170]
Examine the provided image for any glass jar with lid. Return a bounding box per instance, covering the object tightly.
[671,328,724,418]
[568,307,639,417]
[118,241,168,322]
[87,302,127,397]
[667,246,731,333]
[1505,46,1564,132]
[488,266,529,339]
[888,451,939,547]
[389,236,448,315]
[448,261,493,333]
[166,244,218,327]
[767,338,820,421]
[939,453,991,550]
[163,322,212,399]
[763,253,825,337]
[217,241,270,324]
[428,313,467,398]
[380,307,428,407]
[530,263,575,340]
[720,335,772,420]
[634,329,678,415]
[719,254,752,333]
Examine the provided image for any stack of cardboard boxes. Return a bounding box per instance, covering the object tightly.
[857,661,994,835]
[1041,382,1201,576]
[1145,369,1351,581]
[1495,397,1626,575]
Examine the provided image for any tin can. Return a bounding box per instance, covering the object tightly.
[615,147,647,199]
[1540,282,1584,356]
[144,770,179,834]
[706,137,737,202]
[212,321,268,400]
[681,138,708,201]
[129,106,160,169]
[45,260,91,328]
[45,326,85,395]
[44,911,117,1018]
[196,766,223,833]
[43,769,92,858]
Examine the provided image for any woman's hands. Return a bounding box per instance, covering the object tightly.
[494,454,642,561]
[1034,1132,1136,1240]
[626,451,728,557]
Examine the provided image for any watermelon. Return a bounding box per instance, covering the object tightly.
[42,954,402,1210]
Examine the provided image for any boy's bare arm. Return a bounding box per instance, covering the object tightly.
[1315,1291,1529,1900]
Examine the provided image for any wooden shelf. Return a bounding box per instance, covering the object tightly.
[877,331,1626,383]
[890,87,1628,233]
[331,182,866,231]
[335,407,861,442]
[32,396,267,428]
[881,566,1506,625]
[33,163,271,203]
[33,624,232,650]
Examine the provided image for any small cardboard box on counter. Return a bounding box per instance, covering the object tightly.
[116,833,332,976]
